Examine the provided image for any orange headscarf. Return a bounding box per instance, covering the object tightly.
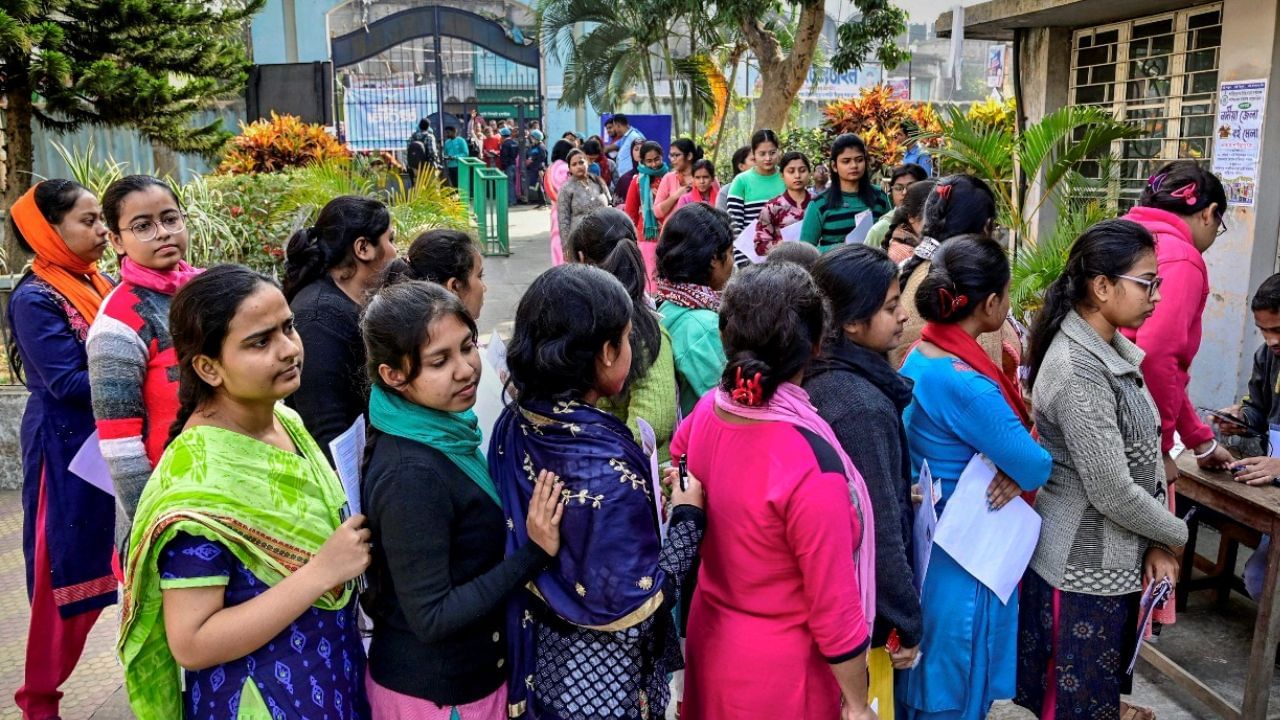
[11,184,114,324]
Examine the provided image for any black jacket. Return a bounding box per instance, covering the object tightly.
[1240,344,1280,441]
[362,430,549,704]
[805,336,924,648]
[287,276,366,460]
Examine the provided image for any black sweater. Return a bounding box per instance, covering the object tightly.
[361,430,549,704]
[805,338,924,649]
[287,275,367,460]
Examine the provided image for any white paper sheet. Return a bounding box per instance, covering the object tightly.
[912,460,938,594]
[68,431,115,497]
[843,210,874,244]
[475,331,514,457]
[779,220,804,243]
[732,219,765,264]
[933,453,1041,604]
[636,418,667,538]
[328,416,367,517]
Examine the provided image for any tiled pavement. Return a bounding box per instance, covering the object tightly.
[2,207,1277,719]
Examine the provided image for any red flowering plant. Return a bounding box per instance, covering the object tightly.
[821,84,942,174]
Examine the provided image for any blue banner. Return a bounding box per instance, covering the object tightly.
[344,84,435,151]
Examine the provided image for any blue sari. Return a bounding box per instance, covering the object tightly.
[490,397,670,719]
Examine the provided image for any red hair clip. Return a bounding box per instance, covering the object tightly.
[935,184,953,201]
[1170,183,1199,206]
[937,287,969,318]
[731,367,765,407]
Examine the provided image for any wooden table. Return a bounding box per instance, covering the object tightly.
[1139,454,1280,720]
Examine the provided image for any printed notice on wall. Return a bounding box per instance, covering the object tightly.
[1212,80,1268,206]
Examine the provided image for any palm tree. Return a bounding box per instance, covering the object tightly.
[928,104,1139,243]
[536,0,732,138]
[536,0,667,115]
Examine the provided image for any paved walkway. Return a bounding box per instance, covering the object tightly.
[2,206,1276,719]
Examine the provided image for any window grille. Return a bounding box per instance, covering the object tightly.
[1070,3,1222,208]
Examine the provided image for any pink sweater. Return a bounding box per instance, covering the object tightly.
[672,396,868,719]
[1120,205,1215,453]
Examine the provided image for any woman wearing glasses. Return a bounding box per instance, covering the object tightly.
[88,175,203,552]
[1016,219,1187,720]
[1118,160,1231,637]
[1121,161,1234,482]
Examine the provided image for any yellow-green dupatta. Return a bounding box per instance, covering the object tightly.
[118,405,353,720]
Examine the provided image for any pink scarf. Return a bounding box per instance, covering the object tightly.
[120,257,203,296]
[713,382,877,632]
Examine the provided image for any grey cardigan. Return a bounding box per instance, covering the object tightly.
[557,175,611,255]
[1029,311,1188,595]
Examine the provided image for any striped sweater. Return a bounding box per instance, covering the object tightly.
[725,169,785,235]
[799,188,892,252]
[86,280,181,549]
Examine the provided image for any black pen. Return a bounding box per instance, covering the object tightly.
[678,454,689,492]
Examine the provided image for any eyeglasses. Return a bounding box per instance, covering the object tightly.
[1217,215,1229,237]
[121,212,187,242]
[1116,273,1163,298]
[755,149,779,158]
[892,183,913,194]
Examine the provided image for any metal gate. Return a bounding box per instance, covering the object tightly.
[330,4,543,151]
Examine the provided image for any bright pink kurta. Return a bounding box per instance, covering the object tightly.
[672,397,869,720]
[545,160,571,265]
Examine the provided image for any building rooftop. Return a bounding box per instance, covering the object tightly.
[935,0,1201,40]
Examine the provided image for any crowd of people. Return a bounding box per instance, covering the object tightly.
[7,114,1276,720]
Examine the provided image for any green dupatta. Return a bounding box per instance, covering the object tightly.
[118,404,352,720]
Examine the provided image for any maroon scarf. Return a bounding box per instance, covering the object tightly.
[653,278,722,311]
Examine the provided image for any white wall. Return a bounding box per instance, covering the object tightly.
[1191,0,1280,409]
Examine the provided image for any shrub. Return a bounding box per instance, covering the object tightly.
[821,84,942,173]
[218,113,351,175]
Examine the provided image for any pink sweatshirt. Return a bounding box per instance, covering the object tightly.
[1120,205,1215,453]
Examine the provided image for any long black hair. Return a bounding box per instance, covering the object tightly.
[890,179,937,235]
[101,174,182,234]
[749,129,780,153]
[656,203,733,286]
[382,229,478,291]
[824,133,882,214]
[718,262,825,404]
[915,234,1009,325]
[1139,160,1227,219]
[901,174,998,280]
[567,207,661,387]
[811,244,899,341]
[730,146,752,176]
[167,265,279,445]
[6,179,94,385]
[1024,219,1156,390]
[551,139,575,164]
[506,264,633,402]
[361,280,477,390]
[670,138,704,165]
[282,195,391,302]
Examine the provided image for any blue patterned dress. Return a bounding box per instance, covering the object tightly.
[158,532,368,719]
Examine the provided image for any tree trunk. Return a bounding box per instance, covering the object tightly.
[711,44,745,166]
[3,87,35,273]
[742,0,825,133]
[643,54,660,115]
[661,37,681,137]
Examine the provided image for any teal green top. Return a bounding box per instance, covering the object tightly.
[444,137,470,168]
[597,326,678,463]
[658,302,726,415]
[799,188,892,252]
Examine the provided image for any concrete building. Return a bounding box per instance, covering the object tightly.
[938,0,1278,411]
